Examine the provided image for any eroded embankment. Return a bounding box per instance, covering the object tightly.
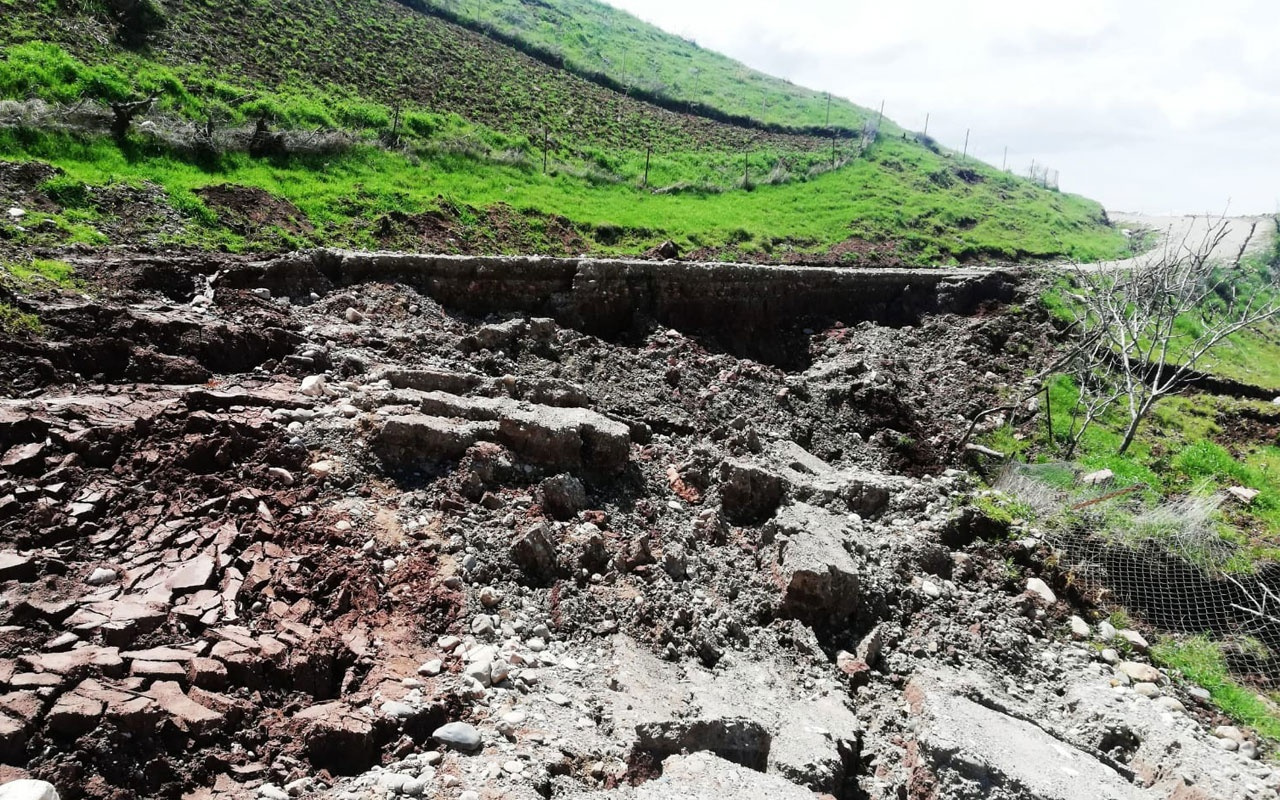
[228,251,1018,367]
[0,252,1272,800]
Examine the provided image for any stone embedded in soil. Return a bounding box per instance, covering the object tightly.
[718,459,785,524]
[294,702,377,774]
[432,721,482,752]
[511,524,560,583]
[0,780,60,800]
[1025,577,1057,605]
[1116,662,1161,683]
[145,681,224,736]
[771,503,861,626]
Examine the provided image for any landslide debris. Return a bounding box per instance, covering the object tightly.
[0,252,1272,800]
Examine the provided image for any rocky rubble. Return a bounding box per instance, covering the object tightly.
[0,252,1272,799]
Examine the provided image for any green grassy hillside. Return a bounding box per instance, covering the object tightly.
[0,0,1127,264]
[403,0,883,133]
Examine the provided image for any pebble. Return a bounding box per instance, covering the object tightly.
[418,659,444,677]
[1116,661,1161,683]
[1215,726,1245,742]
[1025,577,1057,604]
[1100,648,1120,665]
[438,635,462,651]
[1118,629,1149,651]
[1098,620,1118,640]
[423,751,443,766]
[502,710,527,725]
[503,760,523,774]
[920,579,941,599]
[1133,682,1160,698]
[526,637,546,652]
[86,567,117,586]
[547,693,571,706]
[1154,696,1185,713]
[251,288,272,300]
[470,615,495,637]
[300,375,327,397]
[258,786,289,800]
[308,460,335,478]
[380,700,416,719]
[1069,615,1090,639]
[1217,737,1241,752]
[1240,740,1259,760]
[345,307,365,323]
[479,586,501,607]
[267,467,295,486]
[1189,687,1211,702]
[432,721,482,752]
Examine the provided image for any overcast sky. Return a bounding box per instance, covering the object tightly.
[606,0,1279,214]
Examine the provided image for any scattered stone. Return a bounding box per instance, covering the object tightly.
[1082,469,1114,486]
[1116,662,1161,683]
[1228,486,1261,505]
[478,586,501,608]
[267,467,295,486]
[86,568,117,586]
[432,722,482,752]
[1024,577,1056,605]
[1069,616,1090,639]
[1118,629,1149,652]
[418,659,443,677]
[300,376,327,397]
[0,781,59,800]
[344,307,365,324]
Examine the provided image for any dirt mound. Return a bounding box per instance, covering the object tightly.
[195,185,315,239]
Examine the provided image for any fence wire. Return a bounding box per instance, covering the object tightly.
[999,463,1280,688]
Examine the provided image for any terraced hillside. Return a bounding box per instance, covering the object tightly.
[0,0,1126,263]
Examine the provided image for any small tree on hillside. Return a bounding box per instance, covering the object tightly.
[1063,217,1278,455]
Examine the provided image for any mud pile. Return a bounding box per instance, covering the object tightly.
[0,253,1273,800]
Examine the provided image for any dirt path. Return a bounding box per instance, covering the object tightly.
[1070,213,1276,272]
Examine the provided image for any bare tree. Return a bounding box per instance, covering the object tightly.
[1064,217,1277,454]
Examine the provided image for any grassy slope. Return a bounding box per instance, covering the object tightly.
[414,0,881,132]
[0,0,1125,264]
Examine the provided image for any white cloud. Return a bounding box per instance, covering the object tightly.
[605,0,1280,213]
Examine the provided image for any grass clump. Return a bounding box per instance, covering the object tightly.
[0,301,41,334]
[4,257,77,287]
[1154,636,1280,743]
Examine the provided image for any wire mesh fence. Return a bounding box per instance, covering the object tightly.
[999,462,1280,688]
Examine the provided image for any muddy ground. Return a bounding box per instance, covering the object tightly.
[0,248,1275,800]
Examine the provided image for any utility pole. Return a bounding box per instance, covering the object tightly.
[543,125,549,174]
[643,142,652,189]
[876,99,885,130]
[923,112,929,138]
[962,129,970,162]
[743,147,750,187]
[1002,146,1007,172]
[826,92,835,169]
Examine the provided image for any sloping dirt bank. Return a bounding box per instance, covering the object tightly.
[0,252,1273,800]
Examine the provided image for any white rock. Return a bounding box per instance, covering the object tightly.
[1240,740,1259,760]
[418,659,444,677]
[1116,661,1161,683]
[338,404,359,418]
[1082,469,1114,486]
[1228,486,1261,505]
[86,567,117,586]
[1215,726,1246,742]
[463,660,492,687]
[5,208,25,220]
[345,307,365,323]
[257,786,289,800]
[1154,696,1184,713]
[1098,620,1118,640]
[1132,682,1161,698]
[1069,616,1090,639]
[1025,577,1057,604]
[547,693,571,706]
[479,586,501,607]
[309,460,336,478]
[251,288,272,300]
[526,637,546,652]
[438,635,462,651]
[1217,737,1240,752]
[471,616,495,637]
[0,780,60,800]
[267,467,295,486]
[501,710,527,726]
[1118,629,1149,651]
[920,579,942,599]
[490,658,511,684]
[380,700,416,719]
[502,760,523,774]
[300,375,327,397]
[1100,648,1121,665]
